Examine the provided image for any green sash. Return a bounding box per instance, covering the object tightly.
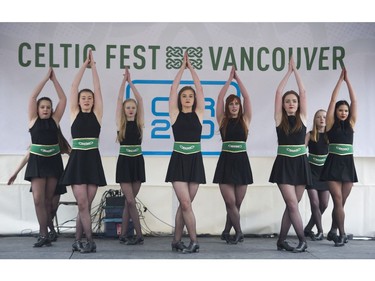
[308,153,328,166]
[173,142,201,155]
[30,144,60,157]
[222,141,247,153]
[119,145,142,157]
[328,143,353,155]
[277,145,307,157]
[72,138,99,150]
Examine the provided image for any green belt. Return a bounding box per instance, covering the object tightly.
[308,153,328,166]
[277,145,307,157]
[222,141,247,153]
[328,143,353,155]
[119,145,142,157]
[72,138,99,150]
[173,142,201,155]
[30,144,60,157]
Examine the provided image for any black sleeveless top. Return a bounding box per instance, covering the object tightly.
[269,115,312,185]
[116,121,145,183]
[276,116,306,145]
[172,112,202,142]
[71,111,101,138]
[308,132,329,155]
[25,117,63,181]
[165,111,206,183]
[320,120,358,182]
[59,111,107,186]
[213,118,253,185]
[119,121,142,145]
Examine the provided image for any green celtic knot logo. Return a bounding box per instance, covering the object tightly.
[166,46,203,69]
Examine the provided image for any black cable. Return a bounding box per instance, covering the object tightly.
[68,250,75,259]
[136,197,174,229]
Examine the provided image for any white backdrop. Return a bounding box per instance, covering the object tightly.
[1,23,375,237]
[0,22,374,157]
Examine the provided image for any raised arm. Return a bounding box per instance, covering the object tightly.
[169,52,187,125]
[7,150,30,185]
[116,68,128,130]
[344,68,357,127]
[70,51,90,120]
[234,68,251,126]
[290,57,307,124]
[89,50,103,123]
[127,68,144,127]
[50,68,67,125]
[326,68,345,131]
[275,59,293,126]
[28,68,52,127]
[186,52,204,122]
[216,66,234,125]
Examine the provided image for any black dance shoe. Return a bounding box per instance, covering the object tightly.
[229,232,244,244]
[125,236,144,245]
[80,241,97,253]
[48,230,58,242]
[33,235,52,247]
[171,240,187,252]
[327,231,338,242]
[119,235,128,244]
[343,234,349,243]
[182,241,200,254]
[304,229,316,241]
[72,240,83,251]
[220,231,230,243]
[293,241,308,253]
[334,235,346,247]
[314,232,324,241]
[276,240,294,251]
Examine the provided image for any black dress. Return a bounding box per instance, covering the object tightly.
[165,112,206,183]
[116,121,145,183]
[306,132,329,190]
[269,116,312,185]
[60,111,107,186]
[320,121,358,182]
[213,118,253,185]
[24,117,64,181]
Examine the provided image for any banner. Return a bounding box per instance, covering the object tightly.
[1,22,374,156]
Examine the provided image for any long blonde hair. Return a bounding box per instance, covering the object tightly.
[310,109,328,143]
[117,98,143,142]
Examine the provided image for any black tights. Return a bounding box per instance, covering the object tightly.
[278,184,306,242]
[304,189,330,233]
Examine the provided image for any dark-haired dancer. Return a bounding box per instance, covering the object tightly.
[320,68,358,247]
[213,66,253,244]
[8,129,71,242]
[24,67,66,247]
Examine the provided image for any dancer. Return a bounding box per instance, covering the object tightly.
[269,57,312,253]
[60,49,107,253]
[320,68,358,247]
[303,109,330,241]
[8,130,71,242]
[24,67,66,247]
[115,67,145,245]
[213,66,253,244]
[165,51,206,254]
